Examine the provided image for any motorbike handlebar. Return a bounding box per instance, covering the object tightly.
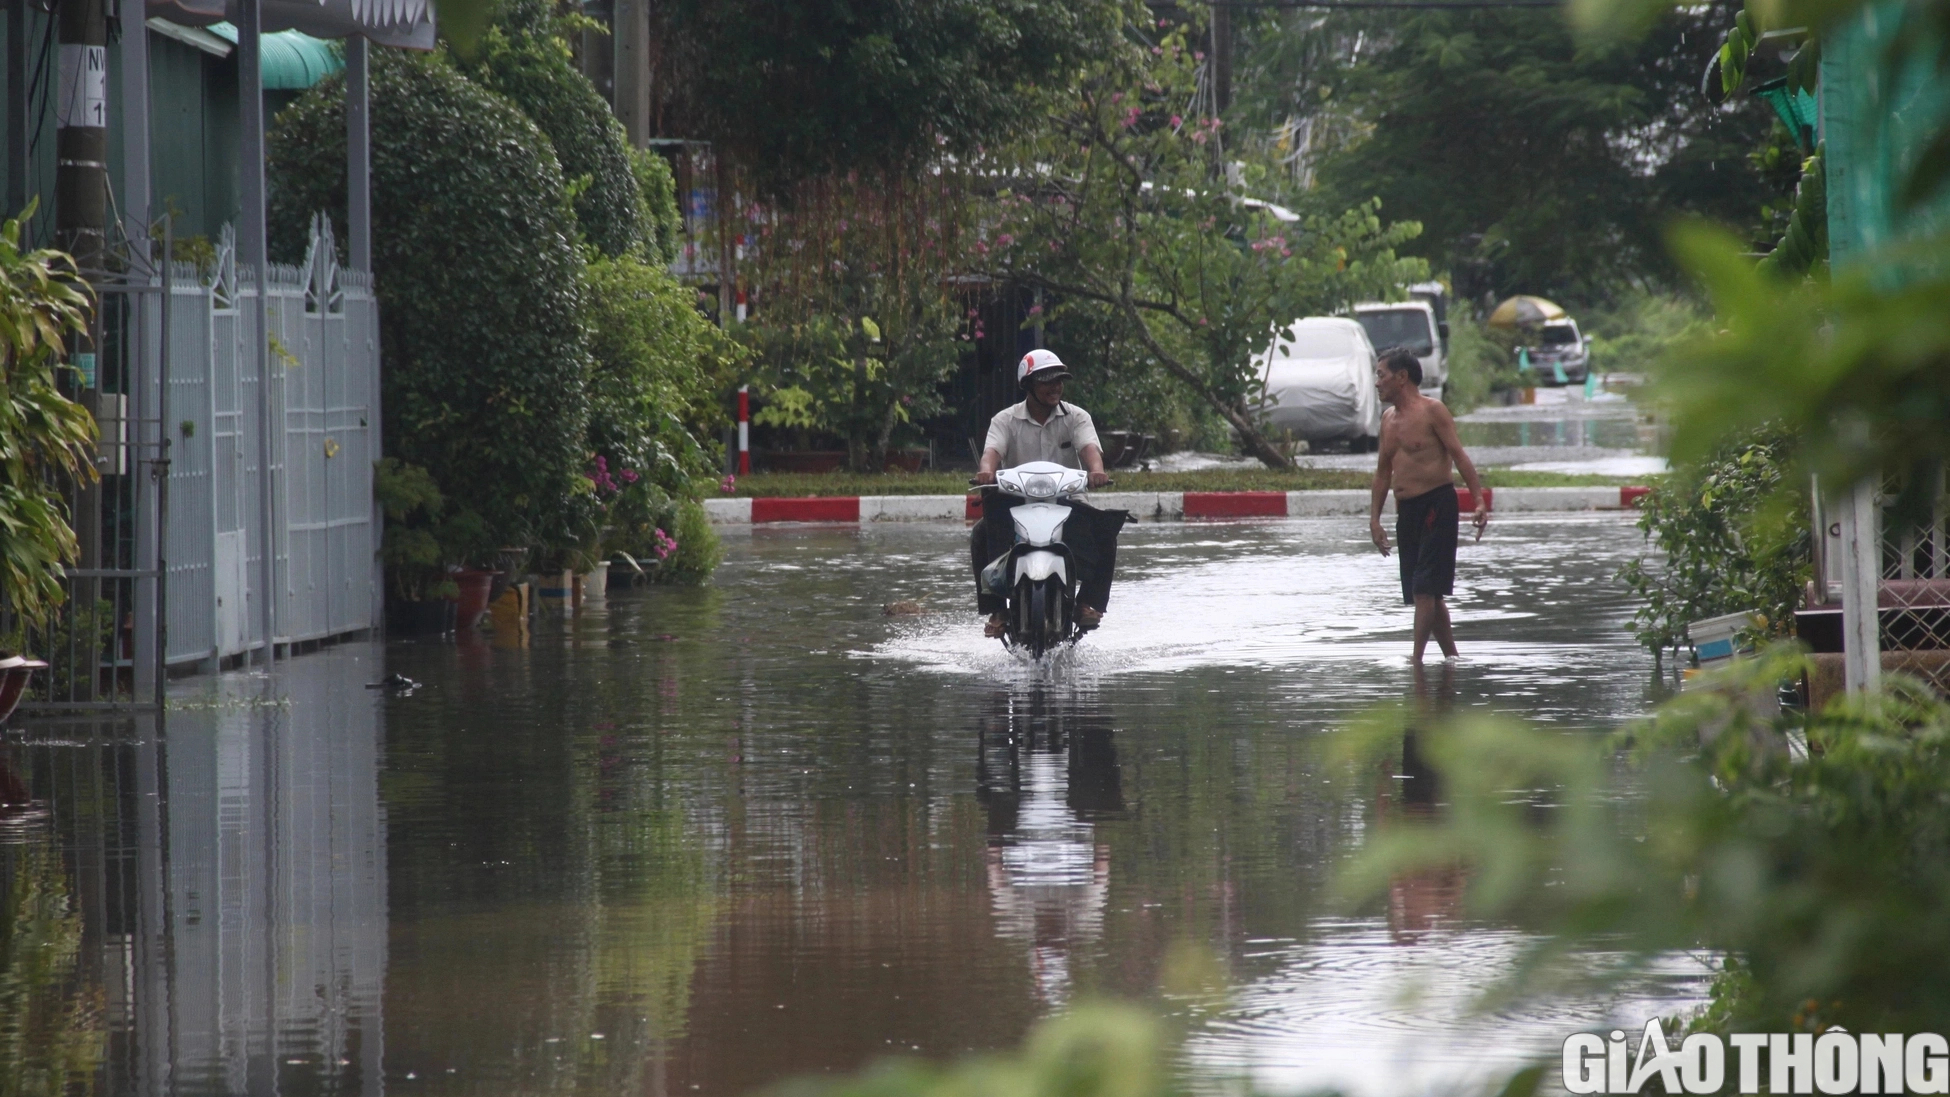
[967,477,1116,488]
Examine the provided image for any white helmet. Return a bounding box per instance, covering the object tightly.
[1017,348,1072,386]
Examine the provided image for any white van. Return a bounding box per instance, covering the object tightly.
[1351,296,1447,396]
[1255,316,1382,451]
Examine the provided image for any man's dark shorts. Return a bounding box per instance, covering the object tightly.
[1396,482,1458,605]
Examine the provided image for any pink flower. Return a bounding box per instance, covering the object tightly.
[719,474,737,494]
[996,233,1014,247]
[1170,114,1183,128]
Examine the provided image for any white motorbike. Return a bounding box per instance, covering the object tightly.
[978,461,1095,657]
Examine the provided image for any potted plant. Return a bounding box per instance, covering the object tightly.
[0,203,98,710]
[374,458,500,634]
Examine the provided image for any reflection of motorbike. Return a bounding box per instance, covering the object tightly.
[976,693,1123,1003]
[979,463,1094,657]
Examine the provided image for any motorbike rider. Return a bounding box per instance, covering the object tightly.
[971,350,1126,639]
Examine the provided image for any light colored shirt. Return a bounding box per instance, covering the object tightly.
[983,400,1102,469]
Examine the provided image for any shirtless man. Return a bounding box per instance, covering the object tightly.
[1368,347,1489,662]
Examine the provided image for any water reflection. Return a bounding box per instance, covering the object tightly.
[977,692,1122,1004]
[0,644,388,1097]
[1,515,1709,1096]
[1381,664,1464,945]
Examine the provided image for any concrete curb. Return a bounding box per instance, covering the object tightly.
[705,485,1651,525]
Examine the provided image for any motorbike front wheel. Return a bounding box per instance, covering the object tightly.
[1012,576,1072,658]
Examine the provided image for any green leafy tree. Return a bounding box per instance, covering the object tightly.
[738,170,972,471]
[0,208,96,630]
[1246,3,1781,303]
[269,49,592,561]
[987,24,1426,468]
[651,0,1123,193]
[459,0,644,257]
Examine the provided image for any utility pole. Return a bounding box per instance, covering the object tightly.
[55,0,107,268]
[238,0,277,665]
[1210,2,1233,116]
[613,0,651,146]
[7,0,28,222]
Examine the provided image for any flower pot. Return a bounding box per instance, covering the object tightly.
[535,570,575,612]
[0,656,50,723]
[577,562,610,607]
[450,569,500,630]
[387,597,456,636]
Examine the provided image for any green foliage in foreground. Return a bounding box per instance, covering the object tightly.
[1620,427,1809,657]
[1657,223,1950,509]
[725,468,1644,498]
[0,208,95,629]
[1341,648,1950,1039]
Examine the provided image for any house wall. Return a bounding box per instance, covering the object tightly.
[145,32,241,243]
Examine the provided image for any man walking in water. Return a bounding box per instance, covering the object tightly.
[1368,347,1489,662]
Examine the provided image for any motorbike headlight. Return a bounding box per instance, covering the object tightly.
[1023,473,1059,499]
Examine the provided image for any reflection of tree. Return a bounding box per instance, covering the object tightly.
[385,607,722,1096]
[0,836,104,1097]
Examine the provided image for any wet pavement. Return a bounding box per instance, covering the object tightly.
[1156,387,1667,478]
[0,511,1705,1097]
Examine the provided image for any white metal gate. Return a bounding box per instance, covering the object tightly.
[164,219,379,668]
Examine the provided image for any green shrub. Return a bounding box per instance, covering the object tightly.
[0,207,96,630]
[269,48,592,560]
[461,0,643,257]
[630,146,683,266]
[581,252,737,578]
[1618,427,1809,658]
[654,497,720,586]
[1338,651,1950,1041]
[583,253,733,488]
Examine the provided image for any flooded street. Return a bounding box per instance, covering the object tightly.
[3,511,1706,1097]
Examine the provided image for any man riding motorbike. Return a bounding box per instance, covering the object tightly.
[971,350,1128,639]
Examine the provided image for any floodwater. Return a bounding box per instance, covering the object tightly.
[0,512,1707,1097]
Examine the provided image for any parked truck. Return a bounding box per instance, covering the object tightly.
[1349,281,1449,397]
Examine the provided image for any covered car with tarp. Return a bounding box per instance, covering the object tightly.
[1254,317,1382,450]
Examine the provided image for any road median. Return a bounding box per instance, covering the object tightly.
[706,485,1651,524]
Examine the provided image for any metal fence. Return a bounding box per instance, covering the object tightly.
[4,216,379,713]
[1814,468,1950,656]
[163,219,380,671]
